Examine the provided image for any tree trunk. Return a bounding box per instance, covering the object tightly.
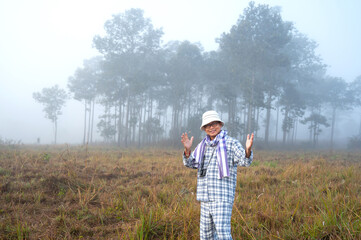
[143,98,147,144]
[247,102,252,135]
[238,105,243,135]
[90,100,95,143]
[117,100,122,146]
[282,108,288,144]
[114,105,117,143]
[313,122,317,146]
[54,118,57,144]
[87,101,91,144]
[330,107,336,150]
[180,107,184,130]
[149,97,153,119]
[228,98,236,136]
[187,92,191,124]
[264,94,272,144]
[124,92,130,147]
[294,118,298,143]
[83,101,87,145]
[275,106,279,142]
[255,107,259,139]
[138,99,144,148]
[291,119,295,144]
[171,106,180,144]
[243,106,247,141]
[247,74,255,135]
[131,106,136,144]
[171,107,175,130]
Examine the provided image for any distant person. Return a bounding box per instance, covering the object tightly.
[181,110,254,239]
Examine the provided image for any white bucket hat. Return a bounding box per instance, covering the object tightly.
[200,110,224,130]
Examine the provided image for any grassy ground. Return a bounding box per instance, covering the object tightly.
[0,145,360,239]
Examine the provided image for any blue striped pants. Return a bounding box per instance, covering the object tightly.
[200,201,233,240]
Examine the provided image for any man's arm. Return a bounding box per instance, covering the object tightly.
[182,150,199,169]
[233,133,254,167]
[181,132,198,169]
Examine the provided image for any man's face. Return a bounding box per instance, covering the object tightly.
[204,121,222,140]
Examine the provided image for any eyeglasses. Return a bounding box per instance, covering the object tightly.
[204,121,220,129]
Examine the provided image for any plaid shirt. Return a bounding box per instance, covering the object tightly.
[183,135,253,203]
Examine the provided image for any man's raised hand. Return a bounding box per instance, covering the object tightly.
[181,132,193,154]
[245,133,254,158]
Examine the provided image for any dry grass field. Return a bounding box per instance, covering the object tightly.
[0,145,360,239]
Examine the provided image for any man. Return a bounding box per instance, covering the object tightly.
[181,110,254,239]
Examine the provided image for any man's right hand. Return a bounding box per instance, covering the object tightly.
[181,132,193,156]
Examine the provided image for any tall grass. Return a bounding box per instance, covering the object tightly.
[0,146,360,239]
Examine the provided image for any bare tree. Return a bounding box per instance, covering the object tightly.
[33,85,68,144]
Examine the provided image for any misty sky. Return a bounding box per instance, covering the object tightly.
[1,0,360,144]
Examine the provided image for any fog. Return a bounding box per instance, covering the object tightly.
[0,0,360,148]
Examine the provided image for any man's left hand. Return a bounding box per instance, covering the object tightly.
[245,133,254,158]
